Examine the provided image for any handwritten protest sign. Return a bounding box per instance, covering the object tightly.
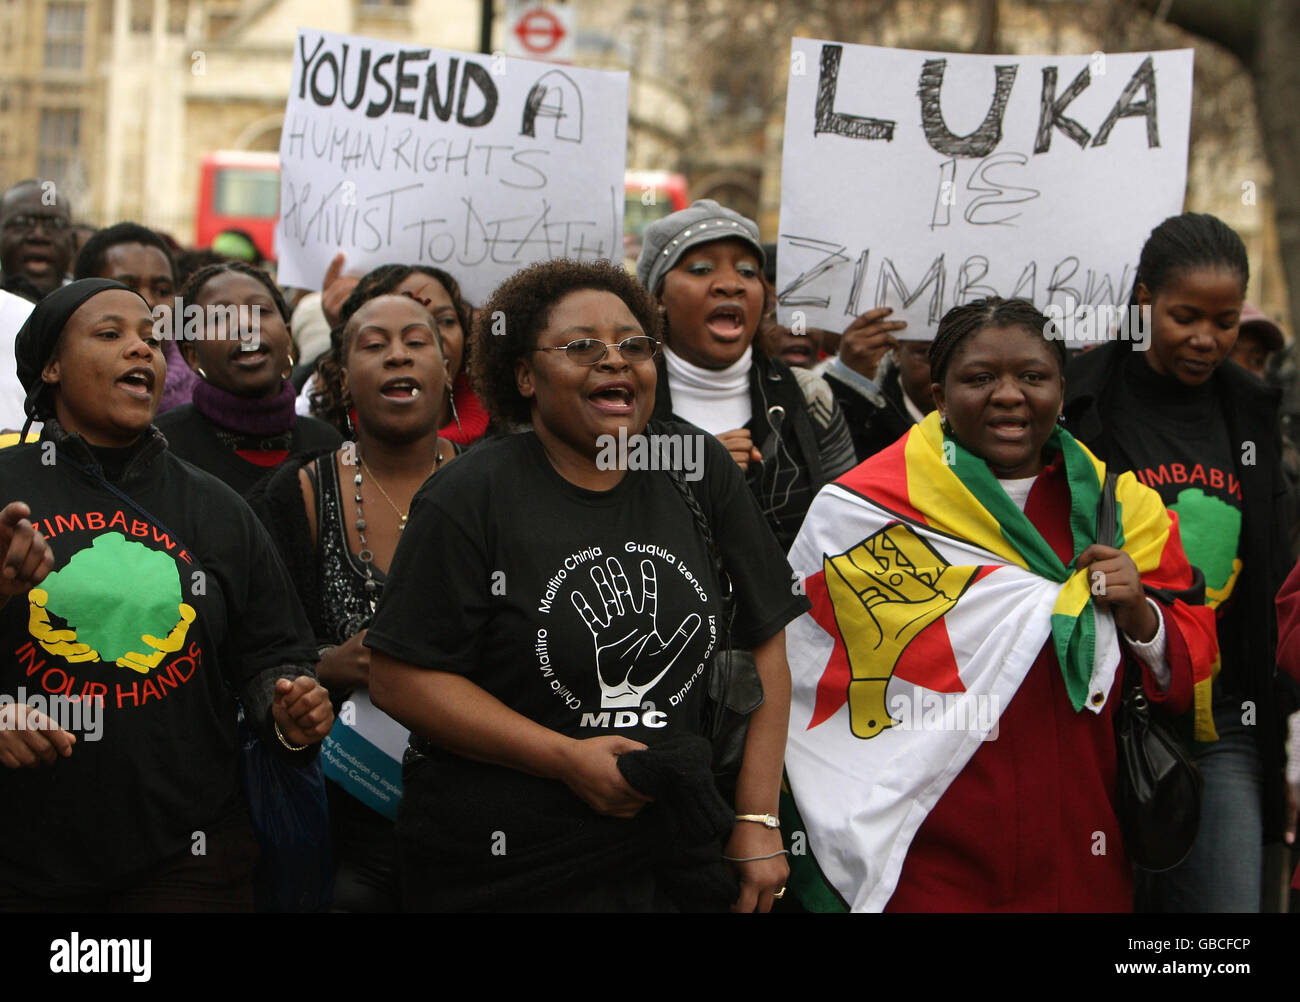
[778,39,1192,344]
[276,29,628,303]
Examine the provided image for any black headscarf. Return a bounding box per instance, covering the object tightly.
[14,278,144,436]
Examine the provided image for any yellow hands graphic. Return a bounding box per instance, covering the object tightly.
[28,588,197,675]
[824,524,977,739]
[116,603,197,673]
[27,589,97,662]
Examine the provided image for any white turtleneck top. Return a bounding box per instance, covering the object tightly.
[663,345,753,435]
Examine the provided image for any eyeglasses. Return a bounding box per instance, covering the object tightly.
[1,214,71,234]
[532,335,660,365]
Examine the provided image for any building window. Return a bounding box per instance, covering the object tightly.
[44,1,86,70]
[38,109,81,185]
[130,0,151,32]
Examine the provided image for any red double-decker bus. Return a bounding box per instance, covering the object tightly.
[194,151,281,262]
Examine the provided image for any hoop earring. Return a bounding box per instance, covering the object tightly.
[343,399,356,439]
[197,366,208,380]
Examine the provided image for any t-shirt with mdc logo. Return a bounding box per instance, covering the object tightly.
[367,422,806,746]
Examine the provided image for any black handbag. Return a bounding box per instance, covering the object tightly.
[1101,471,1204,871]
[662,462,764,781]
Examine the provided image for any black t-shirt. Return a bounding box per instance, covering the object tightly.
[1108,352,1244,693]
[0,431,317,896]
[1110,353,1244,608]
[367,422,806,738]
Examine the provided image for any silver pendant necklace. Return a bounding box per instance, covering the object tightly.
[352,444,443,611]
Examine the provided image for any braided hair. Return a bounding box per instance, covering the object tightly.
[1133,212,1248,303]
[310,264,473,434]
[929,297,1065,386]
[178,260,291,325]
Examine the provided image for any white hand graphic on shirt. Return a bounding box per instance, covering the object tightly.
[570,557,702,709]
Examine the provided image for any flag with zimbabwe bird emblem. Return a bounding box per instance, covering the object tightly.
[782,412,1219,911]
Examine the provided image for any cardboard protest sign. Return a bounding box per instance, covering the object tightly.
[276,29,628,303]
[778,39,1192,344]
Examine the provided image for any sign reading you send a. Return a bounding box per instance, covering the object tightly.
[778,39,1192,340]
[277,28,628,303]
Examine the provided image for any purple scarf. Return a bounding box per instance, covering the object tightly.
[191,378,298,436]
[157,339,201,414]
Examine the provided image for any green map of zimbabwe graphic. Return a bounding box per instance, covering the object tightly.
[1168,488,1242,609]
[27,531,196,673]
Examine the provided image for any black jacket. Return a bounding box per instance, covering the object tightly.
[0,418,319,895]
[651,351,856,552]
[823,359,916,461]
[155,403,342,497]
[1063,342,1295,839]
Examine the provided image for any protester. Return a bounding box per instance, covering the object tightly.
[0,179,74,300]
[1064,212,1291,912]
[155,261,340,494]
[251,293,459,911]
[174,248,228,287]
[211,229,265,267]
[69,222,97,262]
[306,263,489,448]
[824,335,936,461]
[756,242,838,368]
[1229,302,1285,380]
[638,200,856,551]
[364,259,806,912]
[783,296,1217,911]
[758,315,832,369]
[0,279,332,910]
[73,222,200,413]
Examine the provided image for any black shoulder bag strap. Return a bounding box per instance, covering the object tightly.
[658,442,764,779]
[1097,471,1119,548]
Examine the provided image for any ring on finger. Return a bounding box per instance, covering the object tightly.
[773,887,786,900]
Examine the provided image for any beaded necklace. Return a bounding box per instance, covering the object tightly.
[351,443,443,608]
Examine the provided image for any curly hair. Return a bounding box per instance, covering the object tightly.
[929,297,1065,387]
[178,260,292,327]
[309,264,473,434]
[474,258,662,428]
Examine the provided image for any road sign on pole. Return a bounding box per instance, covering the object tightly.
[505,1,575,63]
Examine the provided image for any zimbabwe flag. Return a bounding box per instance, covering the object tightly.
[782,411,1218,911]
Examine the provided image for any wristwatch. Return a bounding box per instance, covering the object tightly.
[735,813,780,829]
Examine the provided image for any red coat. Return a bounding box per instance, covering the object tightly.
[1276,556,1300,685]
[1275,557,1300,891]
[884,460,1195,912]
